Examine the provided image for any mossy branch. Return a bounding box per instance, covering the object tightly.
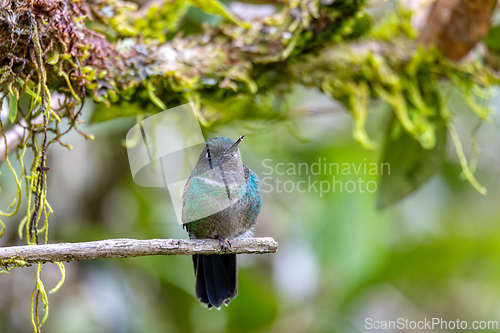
[0,237,278,267]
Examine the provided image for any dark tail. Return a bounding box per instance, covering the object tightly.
[192,254,237,308]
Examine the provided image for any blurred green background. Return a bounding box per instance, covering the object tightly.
[1,0,500,330]
[0,84,499,332]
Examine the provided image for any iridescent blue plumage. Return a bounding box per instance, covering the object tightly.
[182,136,262,309]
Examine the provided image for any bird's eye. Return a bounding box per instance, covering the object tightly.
[206,152,213,159]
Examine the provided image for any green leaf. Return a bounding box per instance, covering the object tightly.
[8,91,17,123]
[350,12,372,38]
[484,25,500,51]
[187,0,243,27]
[377,116,447,209]
[91,101,155,123]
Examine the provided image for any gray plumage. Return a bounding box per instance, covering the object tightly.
[182,136,262,308]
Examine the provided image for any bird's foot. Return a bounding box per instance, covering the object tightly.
[218,237,231,253]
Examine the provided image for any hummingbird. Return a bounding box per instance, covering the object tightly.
[182,135,262,309]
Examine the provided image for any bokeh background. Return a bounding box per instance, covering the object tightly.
[1,0,500,331]
[0,85,499,333]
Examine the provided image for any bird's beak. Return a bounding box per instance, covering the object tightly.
[224,135,244,156]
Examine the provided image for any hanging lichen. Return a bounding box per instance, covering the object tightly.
[292,6,499,196]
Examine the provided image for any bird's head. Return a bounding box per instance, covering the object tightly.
[192,135,245,173]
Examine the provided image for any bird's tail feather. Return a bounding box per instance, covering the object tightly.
[193,254,237,308]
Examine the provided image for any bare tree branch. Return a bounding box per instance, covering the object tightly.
[418,0,497,60]
[0,237,278,266]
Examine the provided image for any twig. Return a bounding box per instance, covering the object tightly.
[0,116,47,163]
[0,121,28,162]
[0,237,278,265]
